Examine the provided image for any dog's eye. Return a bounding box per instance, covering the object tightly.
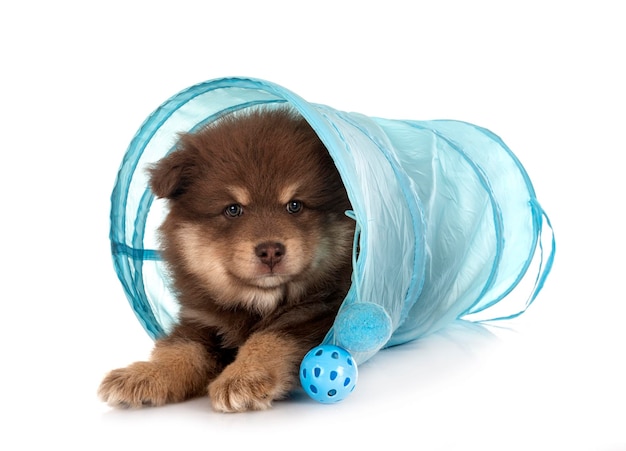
[286,200,303,214]
[224,204,243,218]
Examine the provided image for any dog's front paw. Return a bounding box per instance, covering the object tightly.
[98,362,170,408]
[208,362,289,413]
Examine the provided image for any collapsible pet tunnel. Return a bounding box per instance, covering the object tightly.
[111,77,555,365]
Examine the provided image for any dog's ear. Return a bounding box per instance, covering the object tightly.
[148,137,198,199]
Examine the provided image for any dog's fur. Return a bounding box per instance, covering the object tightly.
[98,107,355,412]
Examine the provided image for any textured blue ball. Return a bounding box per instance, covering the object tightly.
[300,345,358,403]
[334,302,392,353]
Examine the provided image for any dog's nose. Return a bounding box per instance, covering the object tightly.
[255,241,285,269]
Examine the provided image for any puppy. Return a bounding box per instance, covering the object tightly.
[98,107,355,412]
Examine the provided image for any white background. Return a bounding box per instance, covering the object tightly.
[1,1,624,450]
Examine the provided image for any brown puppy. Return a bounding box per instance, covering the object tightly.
[98,107,355,412]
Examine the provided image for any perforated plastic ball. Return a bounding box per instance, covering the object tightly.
[300,345,358,403]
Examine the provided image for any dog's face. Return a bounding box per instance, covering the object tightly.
[149,108,354,314]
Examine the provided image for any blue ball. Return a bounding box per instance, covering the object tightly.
[300,345,358,403]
